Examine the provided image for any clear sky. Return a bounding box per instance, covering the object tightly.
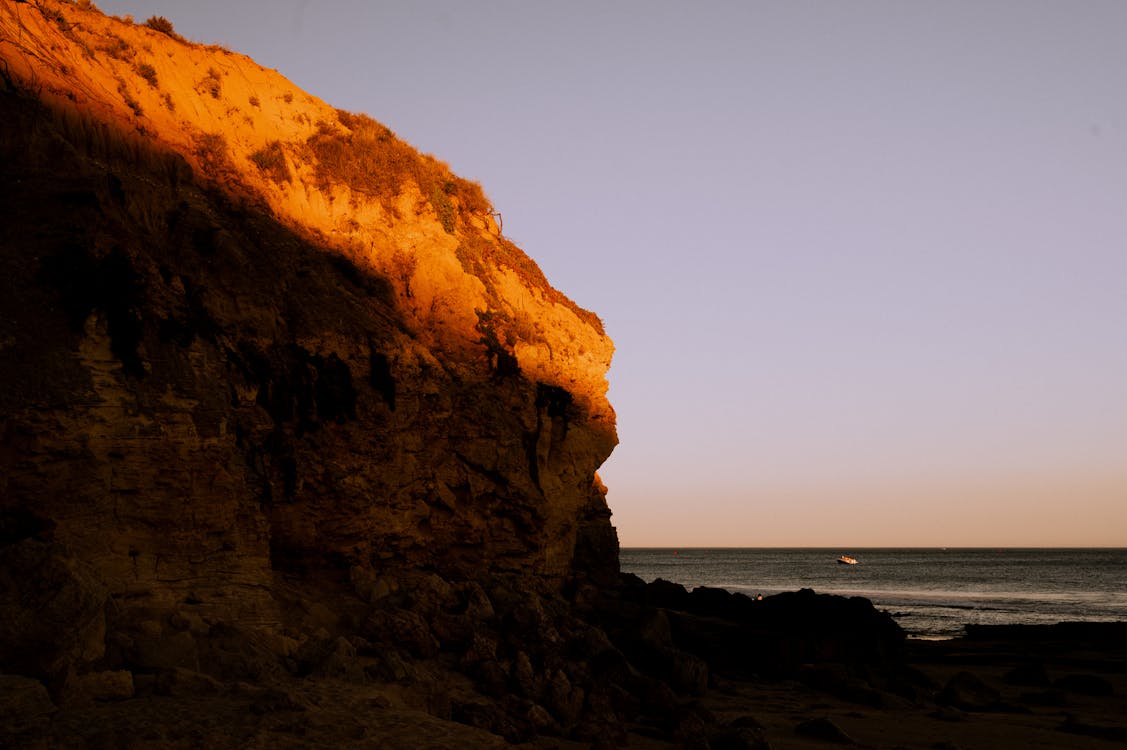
[97,1,1127,547]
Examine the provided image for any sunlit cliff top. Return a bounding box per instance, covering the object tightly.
[0,0,612,422]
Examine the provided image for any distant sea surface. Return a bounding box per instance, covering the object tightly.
[619,548,1127,639]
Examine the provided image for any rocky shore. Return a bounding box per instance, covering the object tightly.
[3,566,1125,748]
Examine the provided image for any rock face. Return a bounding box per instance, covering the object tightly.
[1,0,616,627]
[0,1,623,727]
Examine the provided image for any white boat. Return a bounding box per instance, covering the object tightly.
[836,555,859,565]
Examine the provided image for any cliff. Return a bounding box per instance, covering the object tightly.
[0,0,625,739]
[1,0,617,601]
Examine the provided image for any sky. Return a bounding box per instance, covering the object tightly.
[96,1,1127,547]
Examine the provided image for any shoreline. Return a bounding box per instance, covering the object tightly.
[639,580,1127,641]
[620,576,1127,748]
[3,570,1125,748]
[620,547,1127,642]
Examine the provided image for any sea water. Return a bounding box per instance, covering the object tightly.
[619,548,1127,639]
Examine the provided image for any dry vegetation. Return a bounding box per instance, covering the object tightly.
[301,109,604,332]
[305,109,490,221]
[115,78,142,116]
[135,62,158,88]
[249,140,290,184]
[197,67,222,99]
[97,33,134,61]
[143,16,184,43]
[193,131,229,175]
[457,234,605,335]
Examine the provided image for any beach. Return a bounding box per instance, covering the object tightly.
[612,550,1127,748]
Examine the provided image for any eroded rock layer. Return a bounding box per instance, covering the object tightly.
[1,0,616,670]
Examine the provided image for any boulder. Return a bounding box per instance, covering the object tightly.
[195,622,290,682]
[364,608,440,659]
[0,540,107,677]
[0,674,56,736]
[72,671,134,702]
[625,582,906,680]
[937,671,1002,711]
[795,717,855,744]
[153,667,224,697]
[294,635,362,681]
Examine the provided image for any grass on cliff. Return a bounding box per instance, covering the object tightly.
[193,132,229,176]
[302,110,603,333]
[144,16,185,43]
[305,109,490,223]
[457,234,605,336]
[249,141,291,184]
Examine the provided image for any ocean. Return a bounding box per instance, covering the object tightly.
[619,548,1127,639]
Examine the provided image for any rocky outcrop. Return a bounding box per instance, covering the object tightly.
[610,578,907,680]
[0,2,629,741]
[1,0,615,623]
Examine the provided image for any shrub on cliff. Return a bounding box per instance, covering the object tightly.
[144,16,184,42]
[457,234,606,336]
[304,109,604,334]
[98,34,134,61]
[197,67,222,99]
[305,109,490,222]
[193,132,229,175]
[135,62,158,88]
[249,141,291,184]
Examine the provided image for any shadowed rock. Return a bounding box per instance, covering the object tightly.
[795,717,855,744]
[617,580,906,679]
[937,671,1002,711]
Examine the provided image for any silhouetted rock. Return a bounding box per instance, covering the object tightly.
[795,717,855,744]
[621,581,906,680]
[937,671,1002,711]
